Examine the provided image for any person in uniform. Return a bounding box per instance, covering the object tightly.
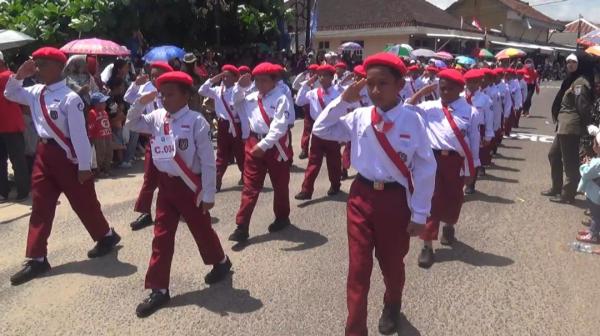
[399,65,422,102]
[407,69,480,269]
[542,52,595,204]
[495,68,513,139]
[124,61,174,231]
[126,71,231,317]
[5,47,121,285]
[508,68,524,129]
[516,69,528,126]
[198,64,249,190]
[228,63,293,243]
[296,64,320,160]
[313,52,436,335]
[463,69,494,195]
[294,64,344,200]
[483,68,503,156]
[421,66,440,101]
[333,62,349,86]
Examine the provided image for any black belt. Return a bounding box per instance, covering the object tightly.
[40,138,58,145]
[433,149,460,157]
[218,117,240,123]
[356,174,402,191]
[249,131,267,140]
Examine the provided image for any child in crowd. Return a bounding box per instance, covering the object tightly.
[88,93,114,178]
[576,133,600,247]
[109,99,126,165]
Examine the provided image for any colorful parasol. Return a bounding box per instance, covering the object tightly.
[338,42,363,52]
[143,45,186,62]
[586,45,600,57]
[61,38,130,56]
[385,44,413,58]
[578,29,600,47]
[434,51,454,60]
[455,55,476,67]
[495,48,526,60]
[477,48,494,58]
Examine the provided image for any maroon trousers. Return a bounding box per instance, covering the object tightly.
[342,142,352,171]
[301,135,342,195]
[216,118,245,186]
[145,172,225,289]
[504,110,516,137]
[27,141,110,258]
[300,106,313,154]
[235,135,290,226]
[479,126,493,166]
[134,143,159,214]
[420,151,465,241]
[346,177,410,336]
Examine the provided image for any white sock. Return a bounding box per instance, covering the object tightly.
[32,257,45,262]
[157,289,167,294]
[219,255,228,264]
[104,228,113,237]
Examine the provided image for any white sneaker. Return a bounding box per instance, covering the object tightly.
[119,161,132,168]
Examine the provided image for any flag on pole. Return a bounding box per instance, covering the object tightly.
[472,17,483,31]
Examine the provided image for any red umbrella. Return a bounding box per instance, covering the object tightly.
[61,38,130,56]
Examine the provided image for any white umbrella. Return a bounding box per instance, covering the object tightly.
[0,29,35,51]
[411,48,436,58]
[338,42,363,52]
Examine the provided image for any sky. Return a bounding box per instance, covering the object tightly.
[426,0,600,23]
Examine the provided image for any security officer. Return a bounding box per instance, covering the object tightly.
[542,53,595,204]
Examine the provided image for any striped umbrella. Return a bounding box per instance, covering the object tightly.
[495,48,526,60]
[578,29,600,47]
[586,45,600,57]
[385,44,413,58]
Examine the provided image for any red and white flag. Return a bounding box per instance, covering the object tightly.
[472,17,483,31]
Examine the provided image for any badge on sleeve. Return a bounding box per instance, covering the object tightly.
[77,102,84,111]
[574,85,582,96]
[50,110,58,120]
[397,151,408,162]
[178,138,189,150]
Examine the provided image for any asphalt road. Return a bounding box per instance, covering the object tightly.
[1,82,599,336]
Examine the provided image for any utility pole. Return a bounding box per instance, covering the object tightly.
[305,0,312,50]
[295,0,299,52]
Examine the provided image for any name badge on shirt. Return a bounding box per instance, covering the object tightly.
[151,134,176,161]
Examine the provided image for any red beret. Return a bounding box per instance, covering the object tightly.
[464,69,484,80]
[335,62,347,69]
[32,47,67,64]
[221,64,240,76]
[506,68,517,74]
[156,71,193,90]
[407,65,420,72]
[481,68,494,76]
[426,65,440,73]
[516,68,527,75]
[317,64,336,74]
[272,64,285,73]
[363,52,407,76]
[438,69,466,87]
[353,65,366,77]
[150,62,174,73]
[252,62,279,76]
[238,65,251,73]
[493,68,505,76]
[308,64,319,71]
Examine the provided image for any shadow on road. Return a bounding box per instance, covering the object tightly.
[296,190,349,208]
[290,164,306,173]
[480,173,519,184]
[397,313,422,336]
[435,241,514,267]
[232,224,328,252]
[515,126,536,130]
[487,164,520,173]
[169,275,263,316]
[525,115,546,119]
[1,212,31,225]
[44,246,137,278]
[464,191,515,204]
[494,153,525,161]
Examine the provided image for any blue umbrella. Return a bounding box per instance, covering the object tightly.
[455,55,476,66]
[433,59,447,69]
[142,45,186,62]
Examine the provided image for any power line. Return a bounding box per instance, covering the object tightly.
[529,0,568,7]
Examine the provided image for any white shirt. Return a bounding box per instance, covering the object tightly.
[420,76,440,100]
[5,77,92,170]
[484,85,503,131]
[295,82,343,121]
[125,104,216,203]
[509,79,523,109]
[234,85,292,153]
[467,90,494,140]
[278,80,295,126]
[416,97,480,176]
[400,77,421,101]
[313,97,436,224]
[497,81,513,118]
[198,79,250,138]
[124,81,162,114]
[519,79,528,102]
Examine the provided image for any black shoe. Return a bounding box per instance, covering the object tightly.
[341,170,349,181]
[294,191,312,200]
[87,229,121,258]
[130,213,154,231]
[440,226,455,246]
[582,218,592,227]
[584,209,591,217]
[15,193,29,202]
[216,180,222,192]
[464,185,475,195]
[10,258,51,286]
[136,290,171,318]
[378,304,401,335]
[541,189,560,197]
[549,195,574,204]
[268,217,291,233]
[205,257,232,284]
[327,187,340,196]
[418,246,435,269]
[229,225,249,242]
[299,151,308,160]
[478,167,486,177]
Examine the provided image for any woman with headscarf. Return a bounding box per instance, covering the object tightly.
[542,52,595,204]
[63,54,99,106]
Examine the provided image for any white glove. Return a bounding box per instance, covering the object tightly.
[587,124,600,136]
